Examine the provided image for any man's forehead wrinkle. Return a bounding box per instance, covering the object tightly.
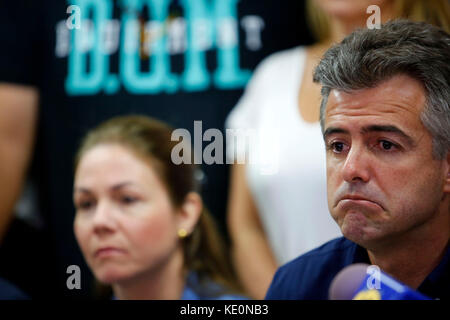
[327,100,421,116]
[325,100,410,126]
[328,79,426,117]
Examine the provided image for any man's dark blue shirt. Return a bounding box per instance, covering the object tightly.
[265,237,449,300]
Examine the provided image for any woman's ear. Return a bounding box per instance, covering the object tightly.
[176,192,203,236]
[444,152,450,193]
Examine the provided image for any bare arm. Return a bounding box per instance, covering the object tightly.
[0,83,38,244]
[227,164,278,299]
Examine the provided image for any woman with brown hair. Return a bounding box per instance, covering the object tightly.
[73,115,246,299]
[225,0,450,299]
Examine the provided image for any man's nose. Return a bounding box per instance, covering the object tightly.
[341,145,371,183]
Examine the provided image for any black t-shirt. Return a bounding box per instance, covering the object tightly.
[0,0,313,298]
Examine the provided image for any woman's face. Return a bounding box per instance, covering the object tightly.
[73,144,181,284]
[314,0,393,21]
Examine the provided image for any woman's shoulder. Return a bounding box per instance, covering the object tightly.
[183,272,249,300]
[211,293,249,300]
[254,46,305,75]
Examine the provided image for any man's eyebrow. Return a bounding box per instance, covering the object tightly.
[323,127,349,140]
[361,125,415,146]
[323,125,415,146]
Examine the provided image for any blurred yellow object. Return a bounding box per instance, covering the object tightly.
[353,289,382,300]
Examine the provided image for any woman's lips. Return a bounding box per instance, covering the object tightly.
[94,247,126,259]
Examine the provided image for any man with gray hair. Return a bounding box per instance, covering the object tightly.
[265,20,449,300]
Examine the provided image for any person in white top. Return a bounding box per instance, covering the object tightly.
[225,0,450,299]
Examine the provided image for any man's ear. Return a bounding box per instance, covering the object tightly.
[444,151,450,193]
[176,192,203,236]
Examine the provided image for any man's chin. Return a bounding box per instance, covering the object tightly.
[339,212,380,246]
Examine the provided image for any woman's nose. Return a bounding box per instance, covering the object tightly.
[92,200,117,235]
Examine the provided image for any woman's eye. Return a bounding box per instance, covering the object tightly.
[121,196,137,204]
[77,200,94,210]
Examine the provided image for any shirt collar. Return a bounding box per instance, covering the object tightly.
[351,241,371,265]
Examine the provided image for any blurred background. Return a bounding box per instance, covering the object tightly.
[0,0,314,299]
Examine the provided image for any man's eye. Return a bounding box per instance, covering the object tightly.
[379,140,396,151]
[331,142,345,153]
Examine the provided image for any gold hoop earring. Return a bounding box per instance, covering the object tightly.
[178,228,188,238]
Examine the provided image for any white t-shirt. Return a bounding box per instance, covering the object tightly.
[225,46,342,264]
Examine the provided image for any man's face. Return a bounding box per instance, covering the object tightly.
[324,74,449,248]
